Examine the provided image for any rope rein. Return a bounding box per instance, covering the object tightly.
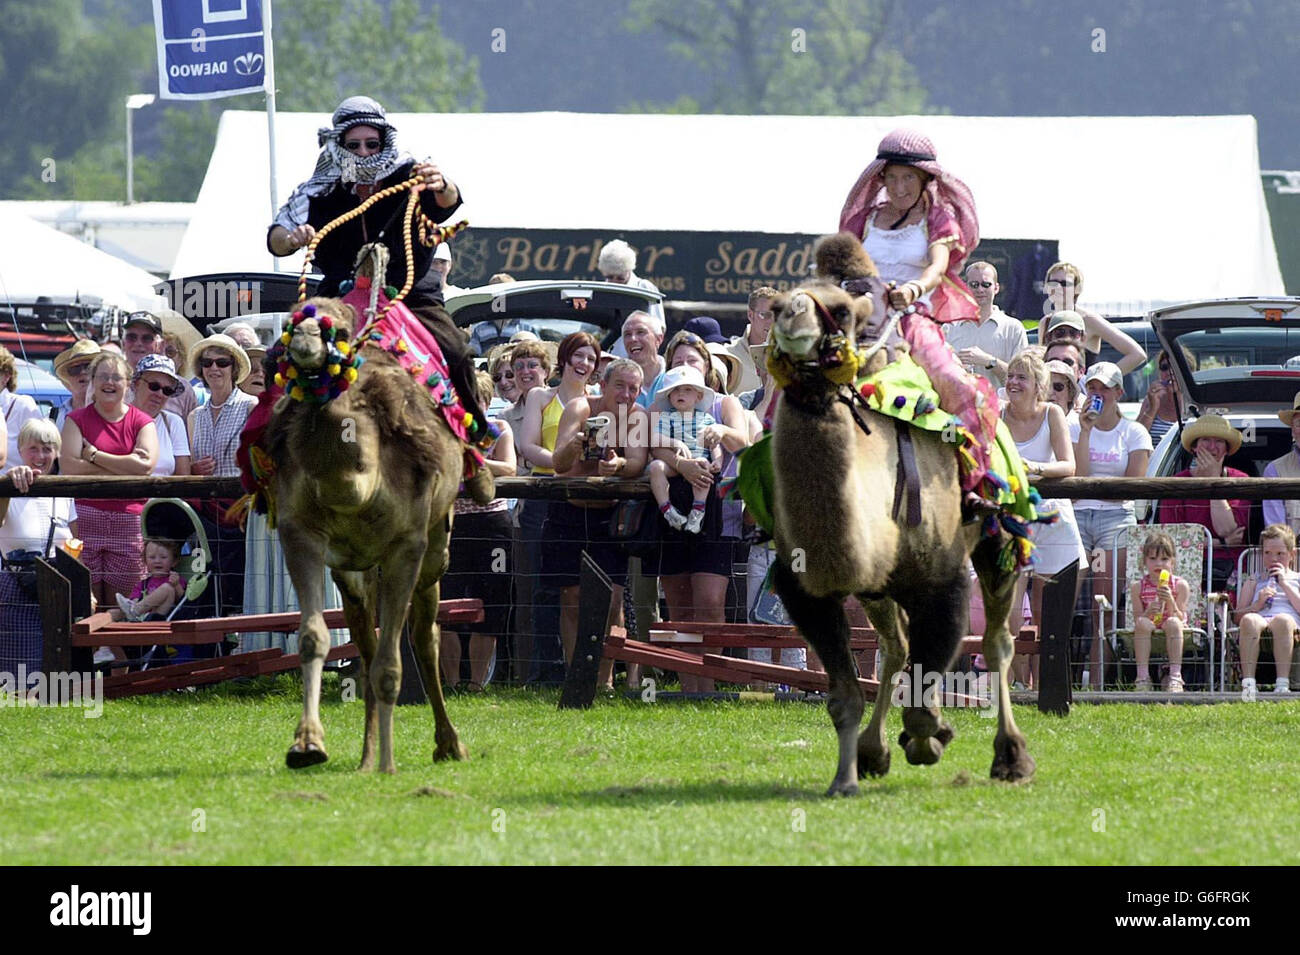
[295,175,468,343]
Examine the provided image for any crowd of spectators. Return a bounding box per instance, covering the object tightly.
[6,238,1300,698]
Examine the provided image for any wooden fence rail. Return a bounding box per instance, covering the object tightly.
[7,474,1300,502]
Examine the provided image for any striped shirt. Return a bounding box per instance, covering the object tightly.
[188,389,256,477]
[656,409,715,459]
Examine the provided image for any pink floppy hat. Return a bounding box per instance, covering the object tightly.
[838,128,979,263]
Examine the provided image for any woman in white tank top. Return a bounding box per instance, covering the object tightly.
[1001,351,1085,686]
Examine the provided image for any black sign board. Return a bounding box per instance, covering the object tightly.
[446,229,1058,316]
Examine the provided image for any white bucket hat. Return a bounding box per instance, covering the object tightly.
[653,364,715,412]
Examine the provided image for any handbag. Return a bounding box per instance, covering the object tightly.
[1,517,59,602]
[608,498,660,559]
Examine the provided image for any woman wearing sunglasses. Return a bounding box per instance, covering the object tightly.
[131,354,191,477]
[186,334,255,618]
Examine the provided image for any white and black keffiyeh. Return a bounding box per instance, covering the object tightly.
[274,96,415,231]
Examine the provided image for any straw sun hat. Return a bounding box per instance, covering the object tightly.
[1179,414,1242,454]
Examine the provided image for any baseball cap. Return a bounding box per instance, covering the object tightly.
[123,311,163,334]
[1083,361,1124,390]
[1044,310,1085,337]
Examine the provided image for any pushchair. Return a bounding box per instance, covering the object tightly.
[110,498,214,671]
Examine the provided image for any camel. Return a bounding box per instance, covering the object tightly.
[266,287,471,773]
[766,261,1035,796]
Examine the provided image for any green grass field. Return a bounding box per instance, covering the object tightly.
[3,676,1299,865]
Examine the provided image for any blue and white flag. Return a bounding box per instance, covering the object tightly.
[152,0,271,100]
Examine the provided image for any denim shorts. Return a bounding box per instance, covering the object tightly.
[1073,505,1136,555]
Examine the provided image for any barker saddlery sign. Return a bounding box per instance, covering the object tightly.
[152,0,270,100]
[449,230,1058,312]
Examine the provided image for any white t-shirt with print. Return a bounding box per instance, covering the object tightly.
[1069,416,1152,511]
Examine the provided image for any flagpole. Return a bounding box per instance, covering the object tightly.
[264,0,281,272]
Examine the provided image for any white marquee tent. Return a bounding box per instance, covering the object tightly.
[0,207,169,312]
[174,111,1284,315]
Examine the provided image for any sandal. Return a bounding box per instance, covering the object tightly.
[1133,678,1153,692]
[1167,675,1185,693]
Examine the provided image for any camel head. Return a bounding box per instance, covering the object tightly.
[771,281,872,365]
[276,298,363,403]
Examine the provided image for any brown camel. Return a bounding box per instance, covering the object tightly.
[767,254,1034,796]
[267,290,471,773]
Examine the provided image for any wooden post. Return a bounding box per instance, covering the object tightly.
[34,558,71,702]
[559,553,613,710]
[1037,559,1078,716]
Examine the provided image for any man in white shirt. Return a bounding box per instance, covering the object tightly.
[724,286,778,394]
[431,242,467,299]
[943,261,1028,388]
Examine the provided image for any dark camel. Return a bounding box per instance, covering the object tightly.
[268,291,472,773]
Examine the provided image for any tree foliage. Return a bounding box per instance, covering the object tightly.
[0,0,483,201]
[0,0,153,198]
[624,0,927,114]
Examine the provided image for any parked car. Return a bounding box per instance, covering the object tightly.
[13,357,70,420]
[1138,296,1300,529]
[444,280,664,357]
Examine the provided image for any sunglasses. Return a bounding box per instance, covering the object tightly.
[1045,279,1075,288]
[66,362,92,377]
[200,357,234,369]
[967,280,994,289]
[343,139,382,152]
[1051,381,1069,393]
[493,371,515,383]
[1049,356,1077,367]
[141,380,179,396]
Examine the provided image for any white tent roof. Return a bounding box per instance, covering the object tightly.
[0,207,169,312]
[0,200,193,275]
[174,111,1284,315]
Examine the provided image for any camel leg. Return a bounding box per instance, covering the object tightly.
[895,568,966,767]
[857,596,907,778]
[372,539,427,774]
[772,558,862,797]
[972,539,1035,781]
[333,568,380,771]
[283,527,330,769]
[410,574,468,763]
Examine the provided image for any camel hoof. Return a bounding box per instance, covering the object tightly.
[286,743,329,769]
[434,740,468,763]
[903,735,944,766]
[858,746,891,779]
[825,779,860,798]
[991,739,1036,782]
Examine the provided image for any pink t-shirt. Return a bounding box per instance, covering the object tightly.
[69,404,154,514]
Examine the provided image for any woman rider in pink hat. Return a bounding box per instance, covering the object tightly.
[839,128,1001,511]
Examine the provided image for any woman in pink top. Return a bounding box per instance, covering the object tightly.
[60,352,159,607]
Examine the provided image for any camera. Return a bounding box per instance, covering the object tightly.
[583,415,611,460]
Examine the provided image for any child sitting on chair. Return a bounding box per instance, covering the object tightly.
[112,537,186,622]
[1236,523,1300,697]
[1130,531,1190,692]
[649,366,723,535]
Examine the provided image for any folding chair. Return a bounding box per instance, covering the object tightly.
[1215,546,1300,692]
[1095,523,1214,690]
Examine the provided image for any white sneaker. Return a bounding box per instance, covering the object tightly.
[684,508,705,534]
[662,507,687,530]
[1242,677,1258,702]
[116,593,142,622]
[1274,677,1290,695]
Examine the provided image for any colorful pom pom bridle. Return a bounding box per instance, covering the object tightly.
[274,303,365,403]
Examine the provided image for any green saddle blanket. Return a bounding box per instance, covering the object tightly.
[730,354,1042,568]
